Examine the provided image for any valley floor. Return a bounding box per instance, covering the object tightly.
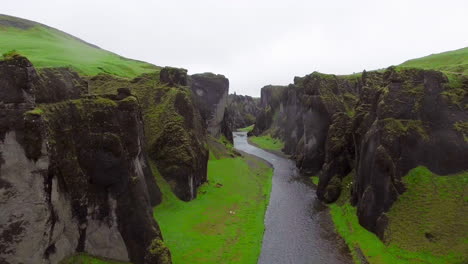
[152,154,273,264]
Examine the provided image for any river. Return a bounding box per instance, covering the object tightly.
[233,132,352,264]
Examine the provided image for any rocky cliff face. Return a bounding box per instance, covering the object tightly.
[0,55,170,264]
[252,68,468,236]
[226,94,260,129]
[189,73,233,142]
[88,67,209,202]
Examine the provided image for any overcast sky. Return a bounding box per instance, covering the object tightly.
[3,0,468,96]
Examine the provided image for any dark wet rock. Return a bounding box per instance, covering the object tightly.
[89,72,209,202]
[253,68,468,236]
[189,72,232,141]
[36,67,88,103]
[226,93,260,129]
[0,56,170,264]
[160,66,188,86]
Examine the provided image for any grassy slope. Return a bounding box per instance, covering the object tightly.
[399,47,468,75]
[330,168,468,264]
[0,14,158,78]
[237,124,254,132]
[249,134,284,151]
[153,149,273,264]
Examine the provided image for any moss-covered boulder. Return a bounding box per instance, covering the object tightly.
[160,66,187,86]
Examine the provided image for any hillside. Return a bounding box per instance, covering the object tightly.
[0,14,158,77]
[399,47,468,75]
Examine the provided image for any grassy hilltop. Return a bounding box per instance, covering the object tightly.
[0,14,158,77]
[399,47,468,75]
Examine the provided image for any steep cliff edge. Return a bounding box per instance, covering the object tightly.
[225,94,260,130]
[0,55,170,264]
[252,66,468,258]
[189,73,233,142]
[88,67,209,202]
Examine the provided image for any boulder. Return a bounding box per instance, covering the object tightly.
[160,66,188,86]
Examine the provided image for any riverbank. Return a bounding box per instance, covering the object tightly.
[234,132,352,264]
[152,145,273,263]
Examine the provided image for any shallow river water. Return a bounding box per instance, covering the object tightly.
[233,132,352,264]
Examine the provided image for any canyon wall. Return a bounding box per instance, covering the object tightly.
[0,55,170,264]
[225,93,260,130]
[189,73,233,142]
[89,68,233,202]
[252,68,468,236]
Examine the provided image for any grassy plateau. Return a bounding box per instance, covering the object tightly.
[399,47,468,75]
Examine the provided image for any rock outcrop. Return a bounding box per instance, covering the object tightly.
[226,93,260,130]
[252,68,468,236]
[89,68,209,202]
[0,55,170,264]
[189,73,232,142]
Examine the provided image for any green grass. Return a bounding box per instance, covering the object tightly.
[153,154,273,264]
[238,124,254,132]
[0,14,158,78]
[399,47,468,75]
[329,169,468,264]
[59,253,130,264]
[385,166,468,262]
[249,134,284,151]
[310,176,319,185]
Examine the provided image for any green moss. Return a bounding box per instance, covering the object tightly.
[117,95,139,110]
[147,239,171,264]
[59,253,130,264]
[454,121,468,142]
[249,134,284,151]
[153,153,273,264]
[382,118,429,141]
[2,49,20,60]
[238,124,254,132]
[24,108,44,116]
[310,176,319,185]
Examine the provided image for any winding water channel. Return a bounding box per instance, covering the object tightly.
[233,132,352,264]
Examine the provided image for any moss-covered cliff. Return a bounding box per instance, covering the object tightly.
[251,66,468,262]
[88,68,209,202]
[0,55,170,264]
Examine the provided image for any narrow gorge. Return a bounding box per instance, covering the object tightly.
[0,12,467,264]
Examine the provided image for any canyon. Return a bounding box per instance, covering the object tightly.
[0,13,467,264]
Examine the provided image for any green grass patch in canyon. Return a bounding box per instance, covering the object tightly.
[249,134,284,151]
[237,124,254,132]
[329,168,468,264]
[152,154,273,264]
[310,176,319,185]
[59,253,130,264]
